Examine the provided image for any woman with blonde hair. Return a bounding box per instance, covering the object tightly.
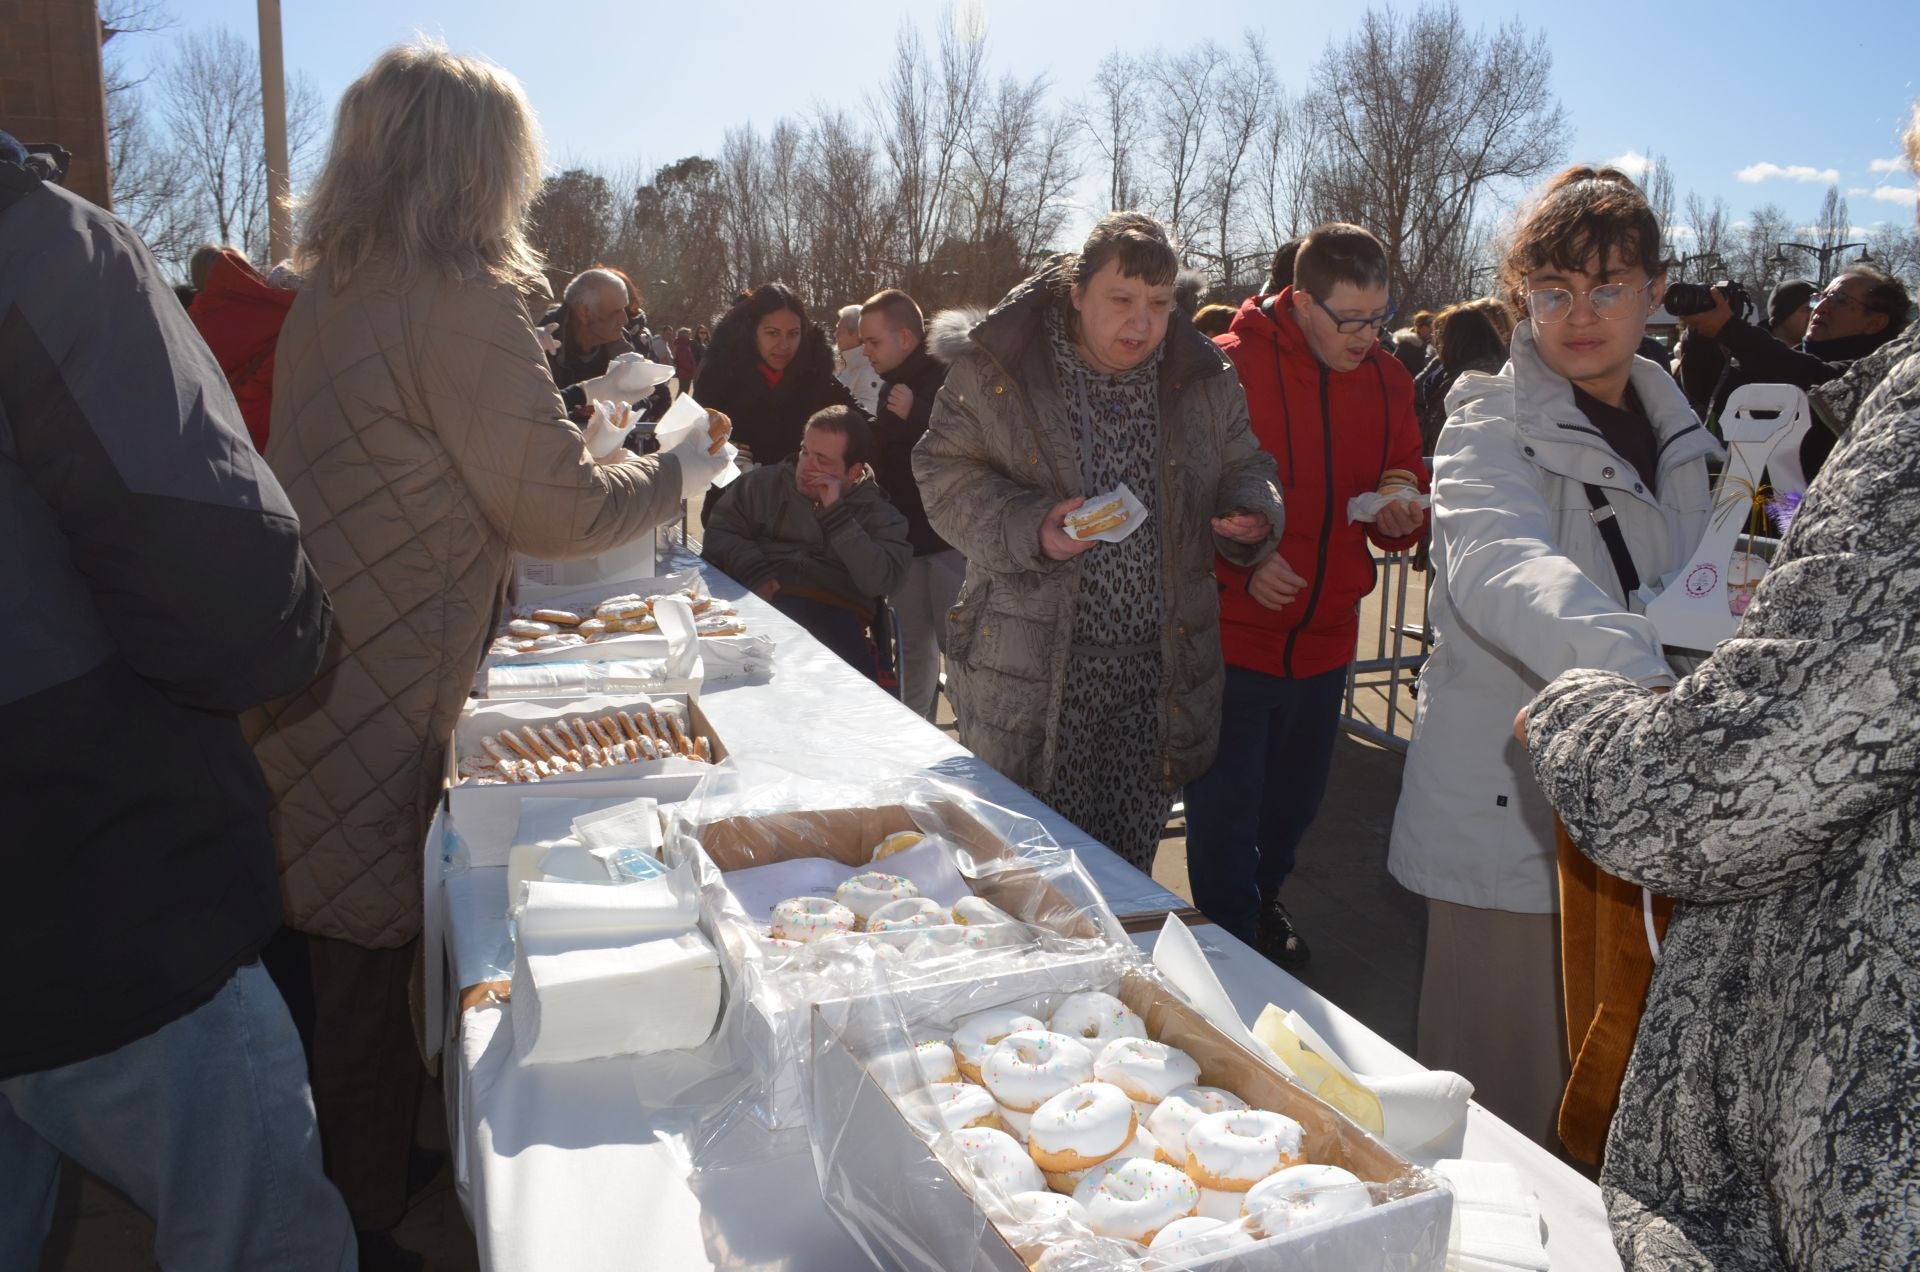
[246,43,724,1266]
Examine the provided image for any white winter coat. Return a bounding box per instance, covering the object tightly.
[1388,322,1723,913]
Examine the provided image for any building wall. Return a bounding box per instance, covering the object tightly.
[0,0,111,206]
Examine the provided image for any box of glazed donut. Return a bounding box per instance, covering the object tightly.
[805,962,1449,1272]
[674,799,1131,1130]
[445,692,728,824]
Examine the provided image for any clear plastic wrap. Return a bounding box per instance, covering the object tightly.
[804,950,1450,1272]
[658,755,1130,1136]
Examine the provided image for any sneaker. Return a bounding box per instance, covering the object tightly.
[1256,897,1312,968]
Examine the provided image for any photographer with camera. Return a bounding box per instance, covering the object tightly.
[1675,268,1911,476]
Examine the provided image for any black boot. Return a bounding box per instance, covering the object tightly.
[1256,896,1311,968]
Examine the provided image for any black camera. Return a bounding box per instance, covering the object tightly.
[1666,279,1752,321]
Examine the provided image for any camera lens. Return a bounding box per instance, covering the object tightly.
[1664,282,1715,316]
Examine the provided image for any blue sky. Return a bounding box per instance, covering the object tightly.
[118,0,1920,240]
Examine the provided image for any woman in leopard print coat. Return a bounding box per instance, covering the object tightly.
[1520,327,1920,1267]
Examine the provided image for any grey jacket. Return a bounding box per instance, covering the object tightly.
[912,268,1284,793]
[1524,338,1920,1269]
[702,456,911,607]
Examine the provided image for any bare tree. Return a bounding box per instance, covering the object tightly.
[1253,89,1319,255]
[100,1,201,271]
[157,25,320,265]
[1305,3,1569,311]
[1806,185,1857,282]
[1681,191,1730,278]
[1194,34,1276,287]
[1641,153,1675,249]
[1077,50,1145,212]
[1139,41,1228,246]
[1727,202,1795,296]
[876,7,986,290]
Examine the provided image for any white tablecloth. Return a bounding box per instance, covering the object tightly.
[437,556,1619,1270]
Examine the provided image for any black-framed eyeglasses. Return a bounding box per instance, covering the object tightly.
[1308,294,1398,334]
[1525,278,1653,324]
[1814,288,1865,312]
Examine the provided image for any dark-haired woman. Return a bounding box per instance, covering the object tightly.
[1415,300,1513,453]
[691,283,854,471]
[1388,167,1721,1151]
[915,212,1284,870]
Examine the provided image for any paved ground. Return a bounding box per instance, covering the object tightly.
[44,548,1434,1271]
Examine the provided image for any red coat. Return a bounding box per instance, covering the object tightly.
[187,250,295,452]
[1214,290,1427,679]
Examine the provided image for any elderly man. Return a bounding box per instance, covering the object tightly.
[541,268,636,401]
[833,303,883,415]
[1680,265,1911,476]
[702,406,909,678]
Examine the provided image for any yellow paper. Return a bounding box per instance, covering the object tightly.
[1252,1005,1385,1134]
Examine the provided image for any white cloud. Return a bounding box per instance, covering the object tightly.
[1847,187,1869,197]
[1605,150,1651,179]
[1869,157,1906,174]
[1871,184,1919,207]
[1736,162,1841,184]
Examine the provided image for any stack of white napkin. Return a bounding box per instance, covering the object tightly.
[1433,1159,1550,1272]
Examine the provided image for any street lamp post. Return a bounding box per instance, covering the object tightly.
[1776,240,1864,285]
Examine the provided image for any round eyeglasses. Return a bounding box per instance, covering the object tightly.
[1526,278,1653,324]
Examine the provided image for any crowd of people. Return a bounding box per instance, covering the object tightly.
[3,35,1916,1272]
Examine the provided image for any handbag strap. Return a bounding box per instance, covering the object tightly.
[1583,483,1641,596]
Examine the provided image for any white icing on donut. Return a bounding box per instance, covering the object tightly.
[1109,1123,1162,1164]
[953,1126,1044,1196]
[1005,1190,1090,1230]
[927,1082,999,1131]
[995,1102,1031,1142]
[1094,1037,1202,1107]
[1048,991,1148,1047]
[1027,1082,1136,1171]
[866,896,947,933]
[1147,1086,1249,1166]
[1069,1158,1200,1243]
[1195,1187,1245,1222]
[1147,1215,1256,1255]
[952,1008,1046,1079]
[866,1042,959,1095]
[1184,1109,1306,1190]
[769,896,855,943]
[982,1030,1096,1113]
[1242,1164,1372,1236]
[951,895,1013,925]
[833,872,920,927]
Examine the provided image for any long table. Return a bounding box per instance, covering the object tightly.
[434,553,1620,1271]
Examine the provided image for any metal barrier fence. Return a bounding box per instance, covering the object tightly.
[1339,546,1434,753]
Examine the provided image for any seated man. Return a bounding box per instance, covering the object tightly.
[702,406,910,676]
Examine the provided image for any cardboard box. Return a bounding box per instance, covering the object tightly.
[681,801,1125,1130]
[446,693,727,826]
[808,964,1449,1272]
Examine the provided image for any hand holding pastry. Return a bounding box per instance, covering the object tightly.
[1041,496,1100,561]
[1210,508,1270,544]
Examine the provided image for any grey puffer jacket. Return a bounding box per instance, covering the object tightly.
[1524,340,1920,1269]
[913,267,1283,793]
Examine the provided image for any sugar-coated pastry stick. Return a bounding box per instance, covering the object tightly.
[615,710,641,742]
[666,713,692,756]
[694,737,712,762]
[518,726,555,762]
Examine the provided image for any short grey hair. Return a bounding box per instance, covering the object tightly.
[564,268,629,313]
[836,304,862,336]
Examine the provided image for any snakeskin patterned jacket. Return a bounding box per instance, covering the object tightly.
[1523,334,1920,1268]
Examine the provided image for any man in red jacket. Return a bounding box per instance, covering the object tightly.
[1185,223,1428,963]
[186,247,297,453]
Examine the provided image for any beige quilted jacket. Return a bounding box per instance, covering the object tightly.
[246,271,685,949]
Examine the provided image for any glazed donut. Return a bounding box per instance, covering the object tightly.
[1042,1124,1160,1191]
[952,1008,1047,1083]
[769,896,855,943]
[1040,1158,1096,1195]
[982,1030,1096,1114]
[870,830,925,862]
[1110,1123,1163,1165]
[1195,1188,1245,1222]
[1184,1109,1305,1192]
[927,1082,1002,1133]
[995,1102,1032,1142]
[594,598,648,622]
[529,608,581,626]
[506,618,558,638]
[866,896,947,933]
[1070,1158,1200,1244]
[952,1126,1044,1196]
[833,872,920,928]
[1027,1082,1137,1173]
[1049,992,1147,1049]
[1241,1164,1372,1236]
[952,895,1014,926]
[1094,1038,1202,1114]
[1147,1215,1255,1256]
[1147,1086,1249,1167]
[1005,1190,1090,1230]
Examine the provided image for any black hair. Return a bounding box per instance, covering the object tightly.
[1842,266,1912,328]
[1294,223,1390,299]
[804,405,873,468]
[1264,237,1304,296]
[1434,302,1508,374]
[691,282,837,401]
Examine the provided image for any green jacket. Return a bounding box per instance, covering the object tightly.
[913,268,1284,793]
[702,456,911,607]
